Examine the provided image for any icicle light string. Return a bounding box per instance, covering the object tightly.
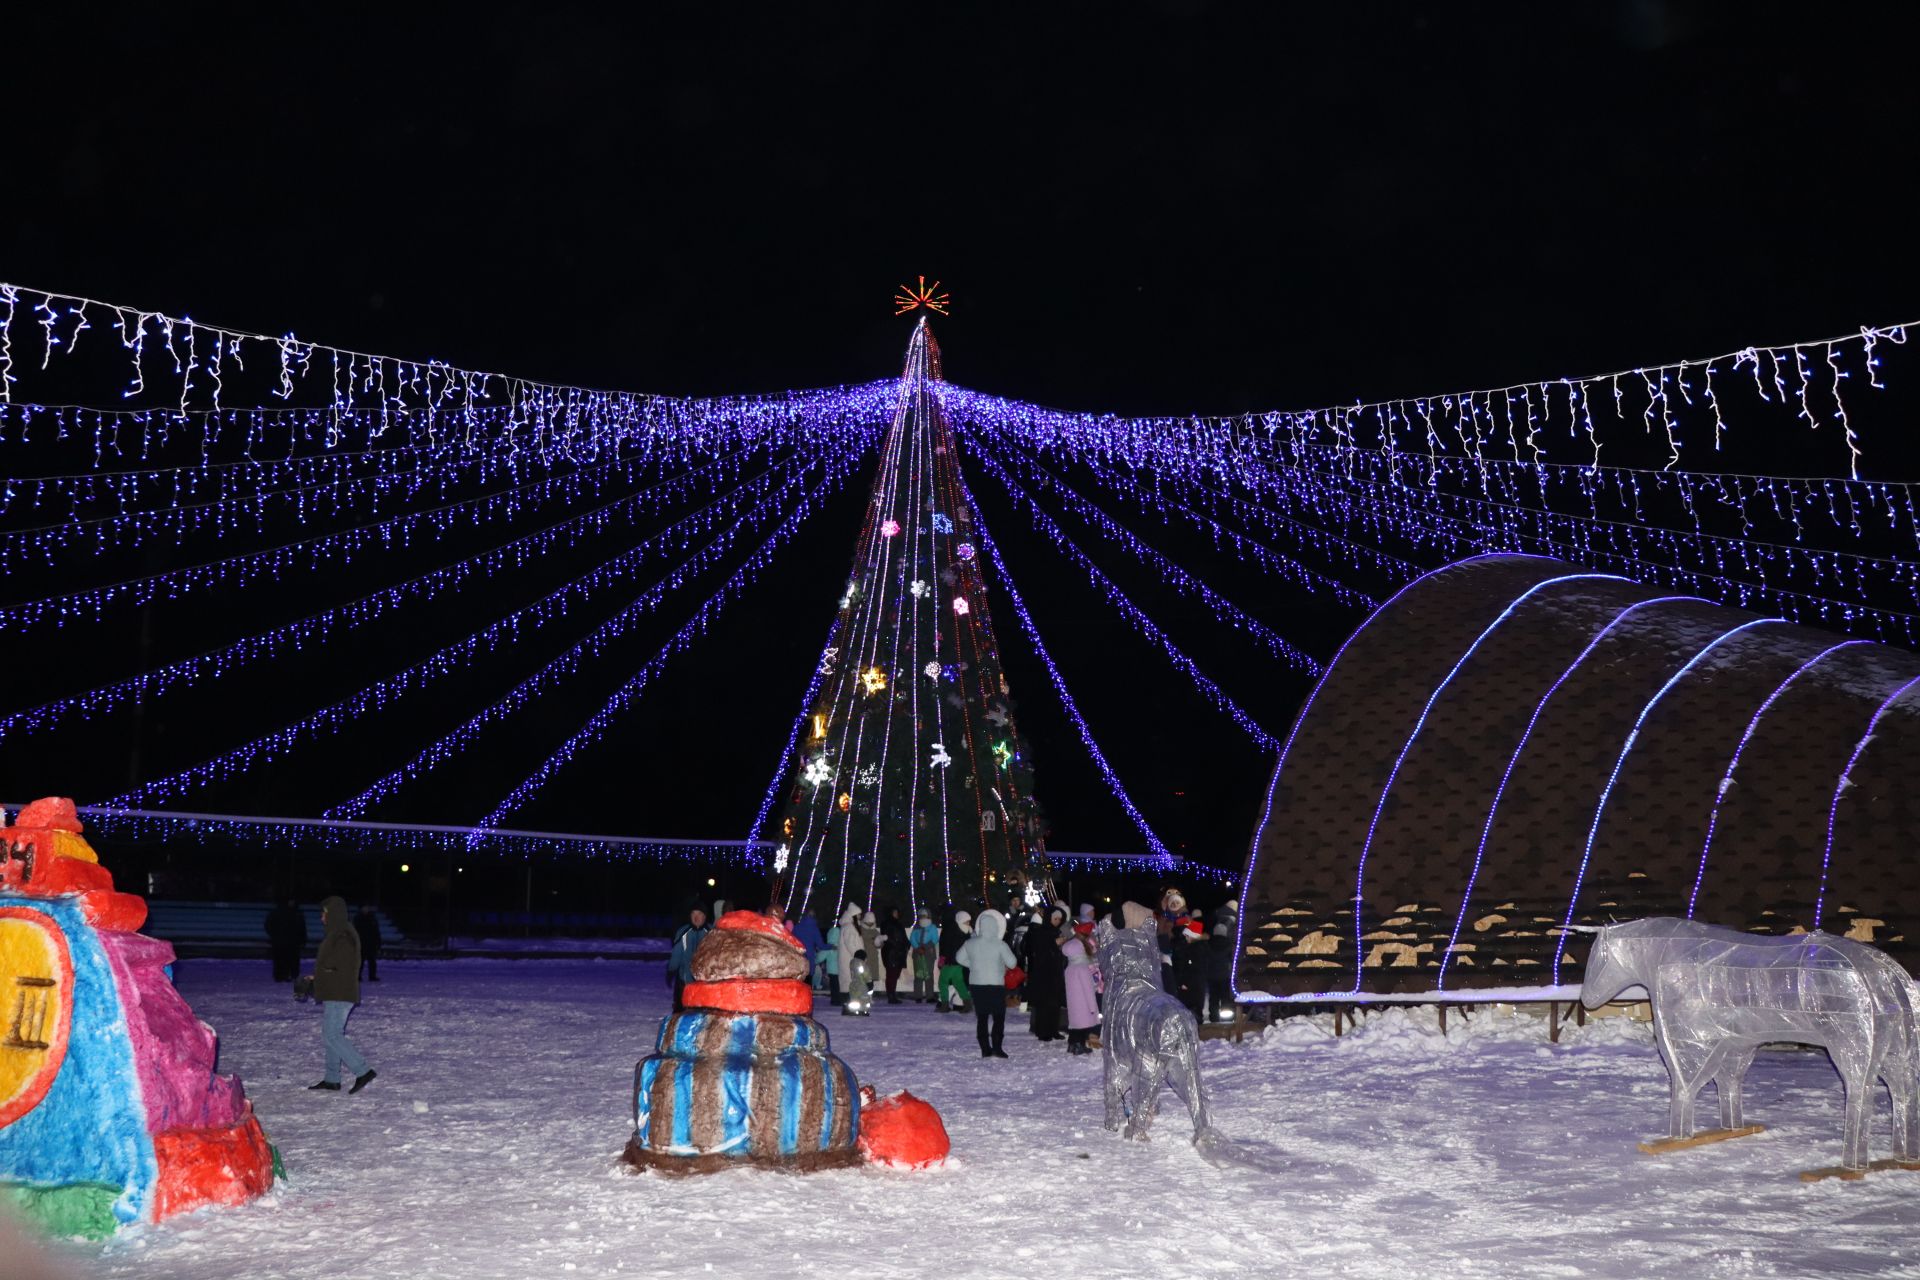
[0,384,891,528]
[1255,466,1920,643]
[0,278,900,465]
[332,445,868,820]
[1227,442,1920,589]
[109,447,861,808]
[468,455,871,839]
[0,427,766,589]
[1204,450,1920,640]
[0,449,810,743]
[0,403,875,630]
[1065,449,1418,593]
[0,388,883,578]
[967,442,1320,689]
[1026,445,1396,608]
[961,478,1178,866]
[34,803,774,868]
[937,321,1907,482]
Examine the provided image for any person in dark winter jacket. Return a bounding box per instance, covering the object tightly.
[306,896,376,1093]
[880,907,910,1004]
[667,907,711,1013]
[1170,916,1208,1019]
[954,908,1017,1057]
[353,905,384,982]
[1207,900,1239,1023]
[264,897,306,982]
[1023,905,1070,1041]
[792,912,828,991]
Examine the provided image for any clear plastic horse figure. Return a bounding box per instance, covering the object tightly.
[1583,917,1920,1171]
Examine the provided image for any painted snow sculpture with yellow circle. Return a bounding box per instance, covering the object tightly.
[0,798,278,1238]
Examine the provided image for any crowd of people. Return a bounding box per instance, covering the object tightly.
[260,886,1236,1095]
[669,886,1245,1060]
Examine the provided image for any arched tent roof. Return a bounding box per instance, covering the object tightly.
[1235,553,1920,1001]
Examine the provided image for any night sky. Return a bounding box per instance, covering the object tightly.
[5,3,1919,882]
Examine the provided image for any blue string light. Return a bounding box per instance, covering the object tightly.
[968,440,1326,675]
[1687,640,1870,918]
[963,478,1177,867]
[1552,617,1785,983]
[1349,574,1626,990]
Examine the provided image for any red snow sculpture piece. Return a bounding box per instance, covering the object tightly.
[857,1088,949,1169]
[680,977,814,1015]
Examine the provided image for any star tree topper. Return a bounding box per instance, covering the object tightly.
[893,276,951,316]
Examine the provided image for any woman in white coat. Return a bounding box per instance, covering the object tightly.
[1062,922,1101,1054]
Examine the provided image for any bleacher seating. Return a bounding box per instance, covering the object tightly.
[459,909,671,935]
[141,900,410,959]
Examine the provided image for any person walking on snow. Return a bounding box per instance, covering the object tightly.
[936,908,972,1012]
[1063,920,1101,1054]
[667,907,710,1013]
[955,908,1018,1058]
[307,896,376,1093]
[909,907,940,1003]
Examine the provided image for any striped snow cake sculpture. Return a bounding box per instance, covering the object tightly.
[0,798,278,1238]
[624,910,861,1173]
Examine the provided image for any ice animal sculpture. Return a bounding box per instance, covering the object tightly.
[1582,917,1920,1171]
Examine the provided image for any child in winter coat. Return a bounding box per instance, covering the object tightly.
[954,908,1018,1057]
[836,904,872,1014]
[1062,921,1101,1054]
[909,908,940,1003]
[1208,899,1239,1023]
[936,909,972,1012]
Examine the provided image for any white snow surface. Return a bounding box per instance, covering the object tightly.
[49,959,1920,1280]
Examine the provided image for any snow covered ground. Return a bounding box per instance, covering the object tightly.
[45,959,1920,1280]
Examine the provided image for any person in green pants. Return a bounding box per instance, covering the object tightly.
[936,908,972,1012]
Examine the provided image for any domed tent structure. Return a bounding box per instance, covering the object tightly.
[1235,553,1920,1001]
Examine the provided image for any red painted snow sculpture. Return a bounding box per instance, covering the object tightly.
[857,1087,950,1169]
[0,799,278,1237]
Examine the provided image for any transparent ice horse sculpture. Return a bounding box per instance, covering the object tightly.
[1094,904,1220,1155]
[1582,917,1920,1171]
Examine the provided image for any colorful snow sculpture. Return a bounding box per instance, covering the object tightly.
[624,910,863,1173]
[0,799,278,1237]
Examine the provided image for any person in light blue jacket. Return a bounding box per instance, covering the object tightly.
[955,909,1017,1058]
[908,907,940,1003]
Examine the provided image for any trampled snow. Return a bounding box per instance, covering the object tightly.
[42,960,1920,1279]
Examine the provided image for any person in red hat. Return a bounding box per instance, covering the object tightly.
[1170,915,1208,1019]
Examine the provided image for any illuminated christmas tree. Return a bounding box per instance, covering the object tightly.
[769,318,1048,917]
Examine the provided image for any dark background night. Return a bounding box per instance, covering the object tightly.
[4,2,1918,924]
